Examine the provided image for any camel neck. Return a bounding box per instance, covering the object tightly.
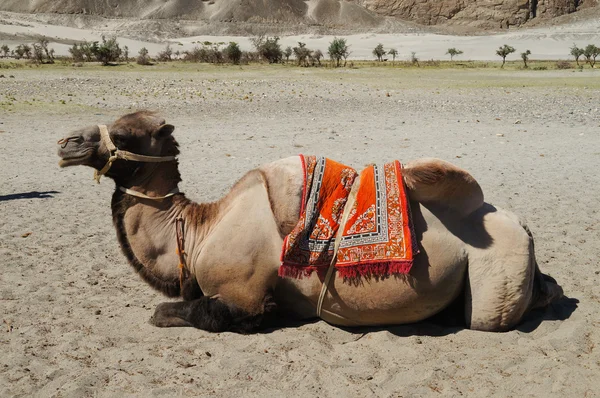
[111,189,220,298]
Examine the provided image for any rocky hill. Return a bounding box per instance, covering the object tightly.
[0,0,597,32]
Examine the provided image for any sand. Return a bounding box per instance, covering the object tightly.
[1,63,599,397]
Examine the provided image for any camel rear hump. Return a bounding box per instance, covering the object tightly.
[403,158,484,218]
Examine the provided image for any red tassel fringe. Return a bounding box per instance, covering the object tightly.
[279,261,413,280]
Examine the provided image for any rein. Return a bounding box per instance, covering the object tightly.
[175,217,190,290]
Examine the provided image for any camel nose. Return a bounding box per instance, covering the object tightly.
[57,136,82,148]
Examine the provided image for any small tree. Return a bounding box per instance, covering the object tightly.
[36,38,54,64]
[69,43,85,62]
[410,51,419,67]
[80,41,98,62]
[446,47,463,61]
[32,43,45,64]
[583,44,599,68]
[293,42,311,67]
[95,36,121,65]
[570,44,584,66]
[1,44,9,58]
[224,42,242,65]
[388,48,398,63]
[372,43,385,61]
[122,46,129,63]
[251,36,282,63]
[22,44,32,59]
[283,46,292,63]
[328,37,350,67]
[13,45,25,60]
[137,47,152,65]
[496,44,516,68]
[521,49,531,68]
[157,44,173,62]
[313,49,323,66]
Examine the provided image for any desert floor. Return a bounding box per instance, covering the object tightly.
[1,64,599,397]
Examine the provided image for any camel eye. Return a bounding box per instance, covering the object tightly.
[111,133,128,147]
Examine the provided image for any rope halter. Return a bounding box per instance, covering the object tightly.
[94,124,179,201]
[94,125,177,183]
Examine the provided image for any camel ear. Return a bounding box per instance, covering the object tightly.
[153,124,175,139]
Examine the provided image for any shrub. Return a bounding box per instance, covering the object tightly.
[251,35,282,63]
[157,44,173,62]
[293,42,312,67]
[1,44,10,58]
[95,36,121,65]
[521,49,531,68]
[283,46,292,63]
[410,51,419,67]
[556,60,572,69]
[224,42,242,65]
[136,47,152,65]
[313,49,323,66]
[69,43,84,62]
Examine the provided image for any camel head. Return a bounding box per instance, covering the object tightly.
[57,111,178,183]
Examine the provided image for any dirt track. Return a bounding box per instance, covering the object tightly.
[1,65,599,397]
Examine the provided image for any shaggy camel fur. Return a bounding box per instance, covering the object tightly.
[57,111,563,333]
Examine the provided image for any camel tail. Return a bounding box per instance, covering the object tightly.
[403,158,484,218]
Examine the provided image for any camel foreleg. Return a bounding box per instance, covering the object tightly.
[150,295,276,333]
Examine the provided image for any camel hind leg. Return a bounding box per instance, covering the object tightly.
[463,207,537,332]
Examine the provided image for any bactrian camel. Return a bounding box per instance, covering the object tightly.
[57,111,563,333]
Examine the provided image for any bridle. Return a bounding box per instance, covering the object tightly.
[95,124,179,200]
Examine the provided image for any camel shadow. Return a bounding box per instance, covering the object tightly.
[517,296,579,333]
[0,191,60,201]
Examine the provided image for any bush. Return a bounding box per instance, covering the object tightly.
[224,42,242,65]
[69,43,85,62]
[293,42,312,67]
[157,44,173,62]
[136,47,152,65]
[251,36,282,64]
[283,46,292,63]
[556,60,572,69]
[95,36,121,65]
[410,51,419,66]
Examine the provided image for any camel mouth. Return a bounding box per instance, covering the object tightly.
[58,153,92,167]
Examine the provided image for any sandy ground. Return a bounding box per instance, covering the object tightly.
[1,11,600,61]
[1,64,600,397]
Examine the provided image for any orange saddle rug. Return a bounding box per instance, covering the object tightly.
[280,155,418,280]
